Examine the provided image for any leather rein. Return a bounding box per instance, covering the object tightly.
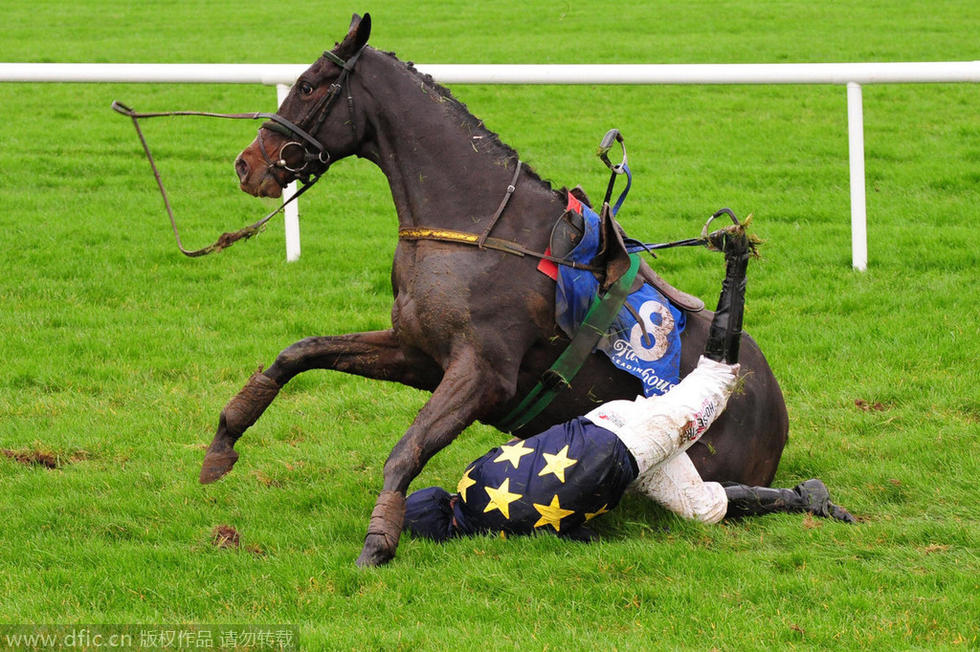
[113,47,362,257]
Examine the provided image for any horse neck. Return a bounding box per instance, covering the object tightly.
[354,50,563,239]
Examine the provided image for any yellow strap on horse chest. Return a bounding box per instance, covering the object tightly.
[399,227,480,244]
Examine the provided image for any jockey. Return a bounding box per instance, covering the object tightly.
[403,228,855,542]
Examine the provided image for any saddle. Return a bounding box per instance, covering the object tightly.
[550,186,705,312]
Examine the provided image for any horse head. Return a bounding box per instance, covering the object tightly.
[234,13,372,198]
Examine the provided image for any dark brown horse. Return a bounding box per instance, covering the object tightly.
[202,13,788,566]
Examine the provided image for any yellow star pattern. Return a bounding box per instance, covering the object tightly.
[483,478,523,520]
[533,494,575,532]
[584,504,610,522]
[492,440,535,469]
[537,444,578,483]
[457,466,477,502]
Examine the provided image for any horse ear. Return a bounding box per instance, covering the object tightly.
[338,12,371,56]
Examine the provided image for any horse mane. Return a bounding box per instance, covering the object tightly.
[376,49,553,189]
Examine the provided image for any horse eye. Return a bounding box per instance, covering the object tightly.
[299,82,314,96]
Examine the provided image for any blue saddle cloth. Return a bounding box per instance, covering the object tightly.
[555,203,685,397]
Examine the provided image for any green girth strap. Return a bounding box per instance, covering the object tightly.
[498,253,641,433]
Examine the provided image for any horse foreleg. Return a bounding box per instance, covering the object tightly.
[356,349,513,567]
[199,368,281,484]
[200,330,442,484]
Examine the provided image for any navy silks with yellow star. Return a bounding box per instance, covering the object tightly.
[451,417,638,537]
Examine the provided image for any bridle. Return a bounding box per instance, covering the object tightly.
[113,45,365,257]
[255,47,364,186]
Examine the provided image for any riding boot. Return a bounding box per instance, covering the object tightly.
[704,229,751,364]
[723,478,856,523]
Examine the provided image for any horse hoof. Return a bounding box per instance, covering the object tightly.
[199,448,239,484]
[355,534,395,567]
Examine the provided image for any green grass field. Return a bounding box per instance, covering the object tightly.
[1,1,978,649]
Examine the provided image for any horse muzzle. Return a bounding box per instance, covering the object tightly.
[235,143,286,198]
[236,131,330,198]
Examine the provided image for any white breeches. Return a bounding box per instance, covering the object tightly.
[584,356,738,524]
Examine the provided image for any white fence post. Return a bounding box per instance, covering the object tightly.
[276,83,301,262]
[847,82,868,271]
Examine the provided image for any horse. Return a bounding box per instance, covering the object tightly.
[202,13,789,566]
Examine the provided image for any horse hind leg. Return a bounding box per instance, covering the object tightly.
[199,329,442,484]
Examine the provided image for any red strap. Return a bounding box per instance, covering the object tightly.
[537,248,559,280]
[536,193,583,280]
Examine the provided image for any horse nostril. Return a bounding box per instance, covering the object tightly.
[235,156,249,182]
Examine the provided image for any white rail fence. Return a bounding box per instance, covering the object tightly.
[3,61,978,269]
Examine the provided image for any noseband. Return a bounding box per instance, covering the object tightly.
[112,46,365,257]
[255,47,364,185]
